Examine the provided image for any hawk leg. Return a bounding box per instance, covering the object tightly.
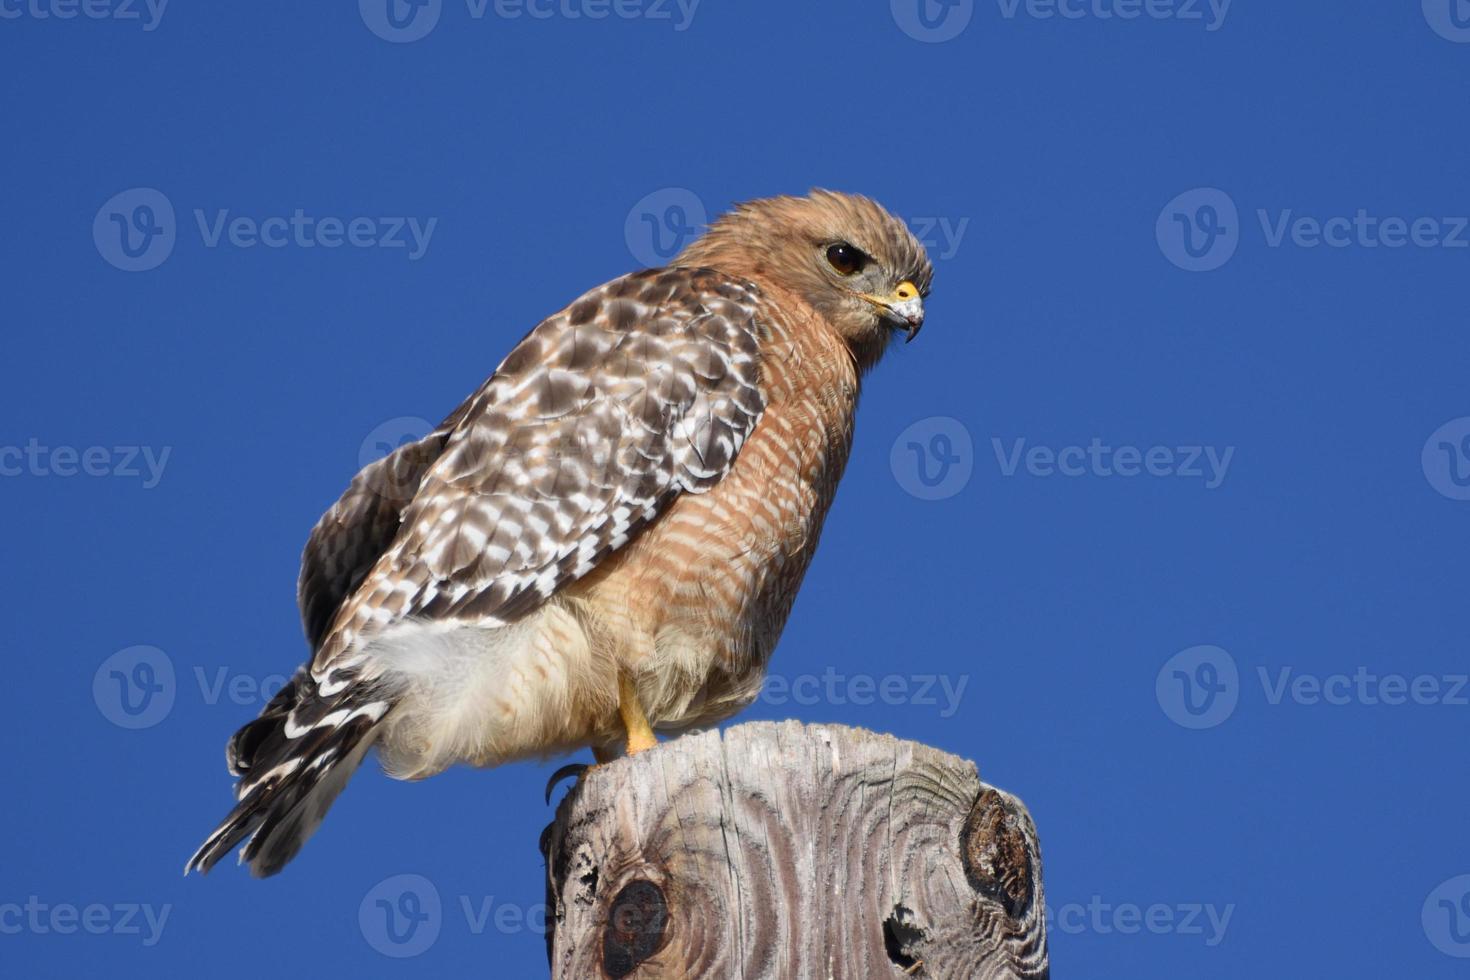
[618,671,658,755]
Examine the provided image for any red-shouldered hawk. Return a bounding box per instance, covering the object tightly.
[188,190,933,876]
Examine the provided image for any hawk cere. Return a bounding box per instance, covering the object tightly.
[188,191,934,876]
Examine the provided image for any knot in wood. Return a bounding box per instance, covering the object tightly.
[962,787,1034,920]
[602,879,669,978]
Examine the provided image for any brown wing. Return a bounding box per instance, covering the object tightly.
[296,419,453,652]
[301,267,769,686]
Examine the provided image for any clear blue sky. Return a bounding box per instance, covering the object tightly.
[3,2,1469,977]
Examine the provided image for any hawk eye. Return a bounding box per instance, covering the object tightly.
[825,243,866,277]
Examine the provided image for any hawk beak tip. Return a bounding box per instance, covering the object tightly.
[861,289,924,342]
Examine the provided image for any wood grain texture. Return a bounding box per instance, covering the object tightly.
[542,721,1048,979]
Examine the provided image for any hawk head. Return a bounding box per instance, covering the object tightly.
[677,189,935,357]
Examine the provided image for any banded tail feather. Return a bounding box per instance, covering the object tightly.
[186,669,392,877]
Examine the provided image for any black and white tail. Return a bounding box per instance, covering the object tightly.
[186,668,393,877]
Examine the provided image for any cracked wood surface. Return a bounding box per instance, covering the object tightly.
[542,721,1048,979]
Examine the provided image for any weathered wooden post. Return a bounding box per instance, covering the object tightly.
[542,721,1048,979]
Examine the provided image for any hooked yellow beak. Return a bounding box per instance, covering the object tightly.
[861,281,925,342]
